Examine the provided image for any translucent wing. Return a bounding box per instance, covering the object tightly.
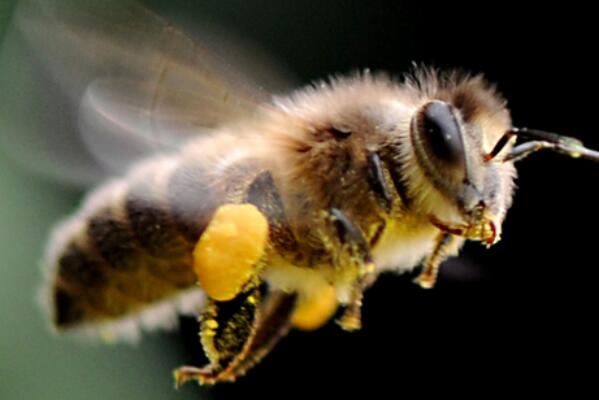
[0,0,293,185]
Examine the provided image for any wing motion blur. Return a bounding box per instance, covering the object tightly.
[0,0,293,185]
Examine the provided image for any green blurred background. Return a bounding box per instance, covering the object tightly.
[0,144,204,400]
[2,0,598,398]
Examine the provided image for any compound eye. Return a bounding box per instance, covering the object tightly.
[420,101,465,168]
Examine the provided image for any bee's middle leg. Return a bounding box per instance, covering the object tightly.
[329,208,376,331]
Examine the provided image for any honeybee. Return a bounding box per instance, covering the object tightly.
[6,0,599,388]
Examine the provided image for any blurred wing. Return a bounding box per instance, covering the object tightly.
[0,0,293,185]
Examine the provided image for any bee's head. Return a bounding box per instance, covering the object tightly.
[402,77,516,245]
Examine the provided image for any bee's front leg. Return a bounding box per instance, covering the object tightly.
[329,208,376,331]
[414,232,464,289]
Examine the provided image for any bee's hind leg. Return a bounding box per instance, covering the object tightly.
[174,203,295,386]
[174,280,262,386]
[174,286,297,386]
[224,291,297,380]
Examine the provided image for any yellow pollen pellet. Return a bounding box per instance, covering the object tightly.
[193,204,269,301]
[291,285,338,331]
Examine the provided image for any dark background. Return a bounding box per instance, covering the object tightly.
[1,1,597,398]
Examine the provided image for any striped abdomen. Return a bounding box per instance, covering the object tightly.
[45,152,237,331]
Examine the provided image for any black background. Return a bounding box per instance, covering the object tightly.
[141,0,599,397]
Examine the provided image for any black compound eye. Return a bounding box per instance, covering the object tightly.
[420,101,465,167]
